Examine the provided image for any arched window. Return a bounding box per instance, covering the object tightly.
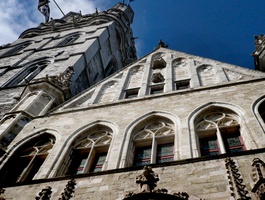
[258,100,265,123]
[0,134,55,185]
[1,41,32,57]
[3,60,50,87]
[132,119,174,167]
[57,33,81,47]
[195,111,245,156]
[64,126,112,175]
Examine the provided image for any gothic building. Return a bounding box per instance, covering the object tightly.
[1,2,265,200]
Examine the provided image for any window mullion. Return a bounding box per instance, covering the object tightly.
[83,144,94,173]
[151,136,156,164]
[17,148,38,182]
[216,126,226,154]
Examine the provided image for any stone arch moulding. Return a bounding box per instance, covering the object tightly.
[119,111,181,168]
[50,120,118,178]
[56,31,85,47]
[0,129,58,184]
[93,80,119,104]
[1,57,54,88]
[187,102,256,158]
[252,95,265,133]
[0,40,33,57]
[0,128,60,163]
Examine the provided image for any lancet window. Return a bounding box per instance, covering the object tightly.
[57,33,81,47]
[0,134,55,185]
[196,111,245,156]
[1,41,32,57]
[132,120,174,167]
[64,127,112,175]
[3,60,50,87]
[258,100,265,124]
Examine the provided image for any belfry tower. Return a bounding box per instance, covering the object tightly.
[0,3,136,155]
[2,2,265,200]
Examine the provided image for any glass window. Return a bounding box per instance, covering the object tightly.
[0,134,55,184]
[199,137,220,156]
[133,120,174,166]
[196,111,245,156]
[176,80,190,90]
[57,33,80,47]
[64,128,112,175]
[3,60,50,87]
[125,88,139,99]
[150,85,164,95]
[134,146,152,167]
[1,41,32,57]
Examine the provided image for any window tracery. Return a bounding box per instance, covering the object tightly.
[3,60,51,87]
[1,41,32,57]
[196,111,245,156]
[133,120,174,166]
[57,33,81,47]
[0,134,55,185]
[64,128,112,175]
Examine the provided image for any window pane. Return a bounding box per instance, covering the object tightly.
[67,151,89,175]
[157,143,174,163]
[150,85,164,94]
[134,146,151,167]
[226,136,242,147]
[224,134,245,153]
[200,137,220,156]
[91,153,107,172]
[201,139,218,150]
[125,89,139,99]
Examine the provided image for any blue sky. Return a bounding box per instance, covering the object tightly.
[0,0,265,69]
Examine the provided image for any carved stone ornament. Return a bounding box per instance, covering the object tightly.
[59,179,76,200]
[124,166,192,200]
[151,72,165,83]
[251,158,265,199]
[135,166,159,193]
[225,158,250,199]
[152,57,166,69]
[254,34,265,46]
[35,186,52,200]
[0,188,5,200]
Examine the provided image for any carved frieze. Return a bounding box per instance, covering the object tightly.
[225,158,250,199]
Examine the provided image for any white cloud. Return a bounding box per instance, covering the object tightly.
[0,0,107,45]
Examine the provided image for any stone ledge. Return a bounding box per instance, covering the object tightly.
[2,147,265,188]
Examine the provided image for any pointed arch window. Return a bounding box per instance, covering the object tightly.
[258,100,265,124]
[57,33,81,47]
[132,120,174,167]
[196,112,245,156]
[0,134,55,185]
[1,41,32,57]
[65,128,112,175]
[3,60,51,87]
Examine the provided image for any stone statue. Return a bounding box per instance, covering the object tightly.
[135,166,159,193]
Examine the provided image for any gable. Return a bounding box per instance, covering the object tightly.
[54,48,265,113]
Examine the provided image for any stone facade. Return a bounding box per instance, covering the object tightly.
[1,2,265,200]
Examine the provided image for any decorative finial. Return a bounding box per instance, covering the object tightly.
[158,39,169,48]
[155,39,169,50]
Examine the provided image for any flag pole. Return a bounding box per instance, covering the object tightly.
[52,0,65,16]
